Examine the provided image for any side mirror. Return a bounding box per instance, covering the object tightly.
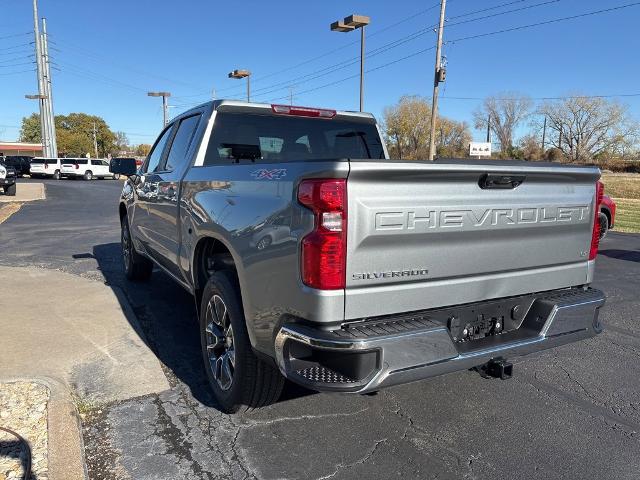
[110,158,138,176]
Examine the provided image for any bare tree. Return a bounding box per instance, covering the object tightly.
[383,95,472,159]
[473,93,532,155]
[538,96,639,162]
[437,117,472,158]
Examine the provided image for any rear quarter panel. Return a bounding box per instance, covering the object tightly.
[179,160,348,356]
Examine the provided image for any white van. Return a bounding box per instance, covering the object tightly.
[30,158,62,179]
[61,158,119,180]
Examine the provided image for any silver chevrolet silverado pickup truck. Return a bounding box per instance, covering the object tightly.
[111,100,606,413]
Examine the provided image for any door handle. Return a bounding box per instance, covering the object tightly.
[479,173,526,189]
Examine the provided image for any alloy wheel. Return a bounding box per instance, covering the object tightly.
[205,294,235,391]
[121,222,131,270]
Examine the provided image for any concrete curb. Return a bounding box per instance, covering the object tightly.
[0,376,87,480]
[0,182,46,203]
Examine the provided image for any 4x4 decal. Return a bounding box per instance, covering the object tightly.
[251,168,287,180]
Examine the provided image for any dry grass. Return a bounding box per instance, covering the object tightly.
[600,173,640,233]
[0,202,21,224]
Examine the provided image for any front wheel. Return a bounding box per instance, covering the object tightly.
[121,216,153,281]
[598,212,609,240]
[52,170,60,180]
[84,170,93,181]
[200,271,284,413]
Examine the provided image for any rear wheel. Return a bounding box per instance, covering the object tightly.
[84,170,93,181]
[4,183,16,196]
[121,216,153,281]
[200,271,284,413]
[598,212,609,240]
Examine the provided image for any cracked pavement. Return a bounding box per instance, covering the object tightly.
[1,178,639,479]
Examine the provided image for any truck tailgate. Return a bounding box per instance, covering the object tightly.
[344,160,600,320]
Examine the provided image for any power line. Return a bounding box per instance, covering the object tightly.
[264,2,640,103]
[0,68,35,76]
[215,0,565,100]
[441,93,640,101]
[0,61,33,68]
[0,32,30,40]
[446,1,640,45]
[0,42,32,52]
[49,39,209,92]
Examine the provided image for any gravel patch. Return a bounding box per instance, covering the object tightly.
[0,382,49,480]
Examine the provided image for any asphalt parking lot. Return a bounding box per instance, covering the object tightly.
[1,178,639,480]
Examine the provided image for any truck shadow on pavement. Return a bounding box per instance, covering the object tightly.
[599,249,640,263]
[91,242,313,411]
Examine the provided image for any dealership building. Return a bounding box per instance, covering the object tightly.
[0,141,43,157]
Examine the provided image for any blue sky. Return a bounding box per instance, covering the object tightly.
[1,0,640,145]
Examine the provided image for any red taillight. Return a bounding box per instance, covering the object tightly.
[271,104,336,118]
[75,163,79,170]
[298,179,347,290]
[44,163,48,169]
[589,180,605,260]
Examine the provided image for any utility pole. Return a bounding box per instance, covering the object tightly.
[289,86,294,106]
[428,0,447,161]
[541,116,547,151]
[92,122,98,158]
[486,114,491,143]
[32,0,49,157]
[41,17,57,158]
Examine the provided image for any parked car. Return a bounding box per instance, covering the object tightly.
[599,193,616,239]
[30,157,62,179]
[0,156,32,177]
[61,158,119,180]
[111,100,606,413]
[0,159,17,196]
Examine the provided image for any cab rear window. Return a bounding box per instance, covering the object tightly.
[203,112,385,165]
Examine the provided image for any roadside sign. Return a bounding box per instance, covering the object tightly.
[469,142,491,157]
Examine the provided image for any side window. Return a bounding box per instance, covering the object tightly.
[145,126,174,173]
[163,115,201,172]
[91,160,101,166]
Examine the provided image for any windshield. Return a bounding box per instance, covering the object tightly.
[204,112,385,165]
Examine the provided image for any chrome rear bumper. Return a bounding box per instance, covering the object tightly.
[274,288,605,393]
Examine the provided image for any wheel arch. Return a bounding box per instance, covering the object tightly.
[192,235,243,313]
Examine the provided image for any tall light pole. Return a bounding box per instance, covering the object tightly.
[228,70,251,102]
[428,0,447,161]
[147,91,171,127]
[330,14,370,112]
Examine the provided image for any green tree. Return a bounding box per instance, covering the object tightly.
[19,113,41,143]
[19,112,119,157]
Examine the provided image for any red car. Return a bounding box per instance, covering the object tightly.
[599,193,616,239]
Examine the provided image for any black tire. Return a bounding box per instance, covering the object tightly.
[52,170,60,180]
[113,173,121,180]
[121,216,153,281]
[598,211,609,240]
[84,170,93,181]
[200,271,284,413]
[4,183,16,196]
